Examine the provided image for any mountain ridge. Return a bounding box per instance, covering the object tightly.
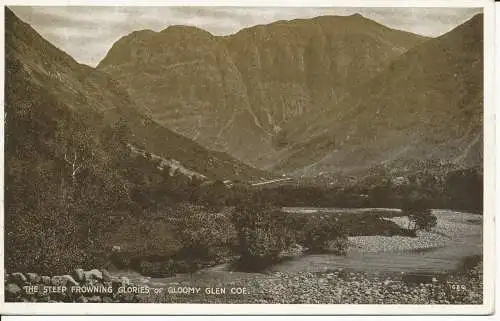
[274,13,483,176]
[97,13,429,167]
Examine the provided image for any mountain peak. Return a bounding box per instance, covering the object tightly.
[160,25,213,37]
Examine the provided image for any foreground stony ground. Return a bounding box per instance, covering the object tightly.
[5,263,482,304]
[140,263,483,304]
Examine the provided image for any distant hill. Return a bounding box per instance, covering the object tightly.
[5,7,269,182]
[274,14,483,177]
[97,14,427,167]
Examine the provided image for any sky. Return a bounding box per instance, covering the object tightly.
[9,6,482,67]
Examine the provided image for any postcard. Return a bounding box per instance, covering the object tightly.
[0,0,495,315]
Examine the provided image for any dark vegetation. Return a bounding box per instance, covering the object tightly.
[248,164,482,213]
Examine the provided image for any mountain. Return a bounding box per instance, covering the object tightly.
[97,14,427,166]
[5,8,268,182]
[274,14,483,176]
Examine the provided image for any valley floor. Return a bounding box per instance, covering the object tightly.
[123,209,483,304]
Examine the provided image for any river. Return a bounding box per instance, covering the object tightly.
[268,208,482,274]
[111,208,483,286]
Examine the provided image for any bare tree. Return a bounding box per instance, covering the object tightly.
[63,150,85,185]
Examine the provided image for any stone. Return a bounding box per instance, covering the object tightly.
[26,272,41,284]
[111,279,122,292]
[75,295,88,303]
[87,296,102,303]
[40,296,50,302]
[51,276,65,286]
[72,268,86,283]
[102,297,114,303]
[84,269,103,281]
[5,283,22,300]
[101,269,112,282]
[11,272,27,286]
[41,276,51,285]
[62,275,79,287]
[120,276,130,285]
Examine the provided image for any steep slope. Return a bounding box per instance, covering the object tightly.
[5,8,268,182]
[275,14,483,176]
[97,14,427,166]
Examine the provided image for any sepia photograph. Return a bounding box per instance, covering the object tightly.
[1,0,495,315]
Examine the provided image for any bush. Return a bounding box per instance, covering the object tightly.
[232,203,295,271]
[302,216,347,254]
[408,209,437,231]
[402,190,437,231]
[173,204,236,261]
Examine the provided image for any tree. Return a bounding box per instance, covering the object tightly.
[402,189,437,232]
[232,202,295,271]
[302,216,347,254]
[408,210,437,231]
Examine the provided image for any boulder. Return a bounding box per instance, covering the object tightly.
[51,276,65,286]
[72,268,86,283]
[62,275,79,287]
[84,269,103,281]
[38,295,50,302]
[26,273,41,284]
[120,276,130,285]
[11,272,27,286]
[41,276,51,285]
[75,295,88,303]
[87,296,102,303]
[5,283,22,300]
[101,269,112,282]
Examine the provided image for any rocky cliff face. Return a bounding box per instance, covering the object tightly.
[275,14,483,176]
[98,14,427,166]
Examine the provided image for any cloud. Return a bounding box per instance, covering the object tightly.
[9,6,482,67]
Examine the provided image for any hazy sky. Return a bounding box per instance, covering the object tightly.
[9,6,482,67]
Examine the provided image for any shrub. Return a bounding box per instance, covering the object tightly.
[173,204,237,261]
[232,203,295,271]
[402,189,437,231]
[408,209,437,231]
[302,216,347,254]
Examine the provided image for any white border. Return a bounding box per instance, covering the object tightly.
[0,0,496,315]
